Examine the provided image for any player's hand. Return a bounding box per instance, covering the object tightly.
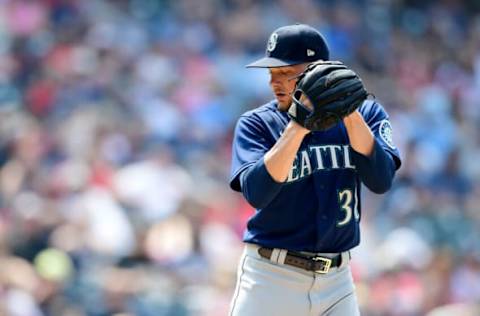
[342,109,360,124]
[287,119,311,136]
[287,93,312,136]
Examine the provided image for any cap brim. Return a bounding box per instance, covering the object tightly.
[246,57,303,68]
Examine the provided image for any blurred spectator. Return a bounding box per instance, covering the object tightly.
[0,0,478,315]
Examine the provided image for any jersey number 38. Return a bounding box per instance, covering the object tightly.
[336,188,360,226]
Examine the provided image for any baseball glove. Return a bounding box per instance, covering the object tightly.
[288,61,368,131]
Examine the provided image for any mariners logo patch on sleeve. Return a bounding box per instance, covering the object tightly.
[379,120,396,149]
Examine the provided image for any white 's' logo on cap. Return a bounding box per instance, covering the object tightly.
[307,49,315,57]
[267,33,278,52]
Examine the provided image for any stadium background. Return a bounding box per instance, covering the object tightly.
[0,0,479,315]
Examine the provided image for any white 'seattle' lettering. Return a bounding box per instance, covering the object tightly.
[287,144,356,183]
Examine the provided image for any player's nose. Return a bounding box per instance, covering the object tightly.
[270,78,284,90]
[269,72,282,85]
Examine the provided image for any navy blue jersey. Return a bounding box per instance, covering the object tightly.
[229,100,401,253]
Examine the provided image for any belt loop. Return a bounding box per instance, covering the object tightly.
[277,249,288,264]
[270,248,281,264]
[341,251,351,268]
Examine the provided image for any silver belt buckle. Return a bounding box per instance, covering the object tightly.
[312,256,332,274]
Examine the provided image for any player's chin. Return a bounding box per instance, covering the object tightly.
[276,98,292,112]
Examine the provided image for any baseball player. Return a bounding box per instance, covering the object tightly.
[228,24,401,315]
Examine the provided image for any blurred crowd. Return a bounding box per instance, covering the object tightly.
[0,0,479,315]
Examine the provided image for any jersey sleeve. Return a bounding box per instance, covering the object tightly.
[359,101,401,169]
[229,113,284,208]
[349,100,402,194]
[230,114,271,191]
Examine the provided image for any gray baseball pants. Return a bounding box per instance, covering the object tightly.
[229,243,360,316]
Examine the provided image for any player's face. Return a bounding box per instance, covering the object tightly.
[269,63,308,111]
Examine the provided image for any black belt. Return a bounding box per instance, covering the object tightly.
[258,247,343,274]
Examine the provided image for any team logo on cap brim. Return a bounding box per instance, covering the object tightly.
[267,33,278,52]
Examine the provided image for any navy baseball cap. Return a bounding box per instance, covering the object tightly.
[246,24,329,68]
